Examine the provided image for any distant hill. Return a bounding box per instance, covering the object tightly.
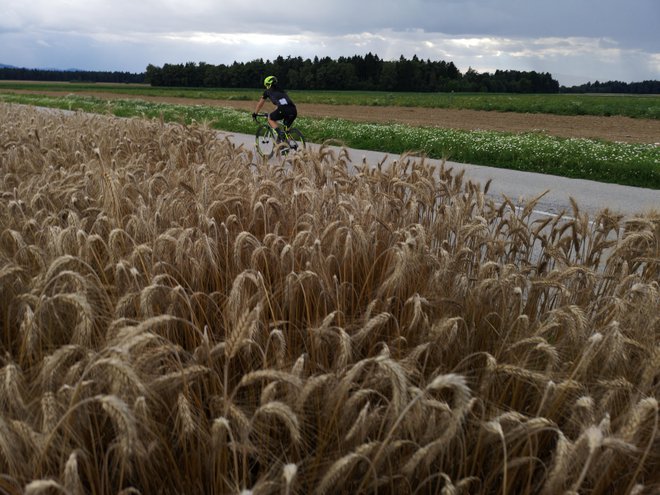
[0,63,82,71]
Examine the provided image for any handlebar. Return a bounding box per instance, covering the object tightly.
[252,112,269,121]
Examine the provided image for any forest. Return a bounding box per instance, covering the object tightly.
[1,53,658,93]
[143,54,560,93]
[561,79,660,94]
[0,66,145,84]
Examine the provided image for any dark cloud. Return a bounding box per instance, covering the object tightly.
[280,0,658,50]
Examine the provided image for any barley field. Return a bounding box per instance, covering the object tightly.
[0,102,658,494]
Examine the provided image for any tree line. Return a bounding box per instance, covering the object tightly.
[0,67,145,84]
[1,54,658,93]
[144,54,561,93]
[561,79,660,94]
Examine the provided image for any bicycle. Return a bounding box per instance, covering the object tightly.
[252,113,306,158]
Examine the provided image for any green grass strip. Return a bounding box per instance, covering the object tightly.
[1,82,659,119]
[2,93,658,189]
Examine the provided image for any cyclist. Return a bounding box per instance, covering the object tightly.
[252,75,297,144]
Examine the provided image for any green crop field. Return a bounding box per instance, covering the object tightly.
[1,81,659,118]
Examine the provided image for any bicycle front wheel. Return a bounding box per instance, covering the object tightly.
[255,125,277,158]
[286,128,306,152]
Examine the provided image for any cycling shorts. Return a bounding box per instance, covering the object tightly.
[269,105,297,127]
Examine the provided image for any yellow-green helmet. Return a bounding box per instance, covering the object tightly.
[264,75,277,89]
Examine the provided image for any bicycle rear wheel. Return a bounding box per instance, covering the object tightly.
[286,128,306,152]
[255,125,277,158]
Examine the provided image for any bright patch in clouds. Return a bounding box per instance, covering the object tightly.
[650,54,660,73]
[449,37,502,50]
[161,32,307,47]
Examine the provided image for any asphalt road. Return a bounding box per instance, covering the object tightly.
[219,130,659,219]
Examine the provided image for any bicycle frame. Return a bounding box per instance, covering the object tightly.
[253,112,293,133]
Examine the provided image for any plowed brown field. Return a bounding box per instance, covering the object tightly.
[7,89,660,144]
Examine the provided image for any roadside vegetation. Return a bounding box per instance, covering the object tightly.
[1,92,658,188]
[1,81,659,118]
[1,102,659,494]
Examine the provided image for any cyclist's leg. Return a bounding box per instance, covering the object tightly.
[268,108,285,141]
[282,107,298,147]
[282,106,297,129]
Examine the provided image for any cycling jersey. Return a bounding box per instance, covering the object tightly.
[263,88,295,108]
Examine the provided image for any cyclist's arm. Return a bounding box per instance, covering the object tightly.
[254,97,266,114]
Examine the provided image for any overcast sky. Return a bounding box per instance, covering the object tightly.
[1,0,658,86]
